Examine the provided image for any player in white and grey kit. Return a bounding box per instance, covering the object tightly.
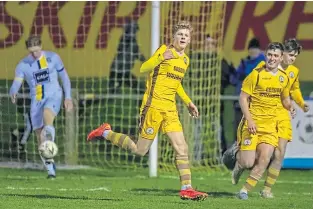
[9,36,73,178]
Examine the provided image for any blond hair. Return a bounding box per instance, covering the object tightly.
[173,21,193,35]
[25,36,42,48]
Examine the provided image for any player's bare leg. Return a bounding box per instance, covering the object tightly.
[167,132,208,201]
[238,143,274,200]
[261,138,288,198]
[87,123,153,156]
[232,149,256,185]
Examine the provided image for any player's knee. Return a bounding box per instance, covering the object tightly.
[240,159,254,169]
[43,108,56,125]
[273,149,284,164]
[258,155,272,168]
[274,149,282,161]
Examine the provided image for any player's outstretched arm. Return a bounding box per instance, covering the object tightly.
[9,63,24,104]
[140,45,169,73]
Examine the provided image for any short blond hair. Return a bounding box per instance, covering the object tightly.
[173,21,193,35]
[25,36,42,48]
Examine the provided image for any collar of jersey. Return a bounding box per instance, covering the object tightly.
[168,45,186,58]
[28,52,44,62]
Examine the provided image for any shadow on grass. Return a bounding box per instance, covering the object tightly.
[130,188,178,196]
[0,193,122,201]
[130,188,235,198]
[207,191,234,198]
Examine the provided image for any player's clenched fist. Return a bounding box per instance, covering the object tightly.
[163,49,175,60]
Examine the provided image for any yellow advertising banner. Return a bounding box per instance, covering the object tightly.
[223,1,313,81]
[1,2,313,81]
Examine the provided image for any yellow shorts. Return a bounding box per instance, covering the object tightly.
[237,118,278,151]
[277,118,292,141]
[138,106,183,140]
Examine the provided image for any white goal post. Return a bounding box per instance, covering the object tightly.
[148,1,160,178]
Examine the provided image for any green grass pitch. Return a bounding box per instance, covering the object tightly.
[0,168,311,209]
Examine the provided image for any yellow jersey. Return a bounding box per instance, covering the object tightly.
[139,45,191,111]
[256,61,305,119]
[241,64,290,119]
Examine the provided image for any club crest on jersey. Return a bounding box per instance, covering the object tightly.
[289,71,295,78]
[243,139,251,146]
[34,70,50,84]
[279,75,284,83]
[184,57,187,65]
[146,127,154,135]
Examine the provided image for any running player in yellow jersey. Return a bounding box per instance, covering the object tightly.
[222,39,306,198]
[87,21,208,201]
[259,39,310,198]
[233,42,295,200]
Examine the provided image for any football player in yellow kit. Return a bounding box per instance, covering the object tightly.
[87,21,208,201]
[260,38,310,198]
[223,39,307,199]
[233,42,294,200]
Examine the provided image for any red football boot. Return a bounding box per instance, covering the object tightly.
[87,123,111,141]
[179,188,209,201]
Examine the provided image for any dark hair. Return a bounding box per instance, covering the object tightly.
[266,42,284,54]
[248,38,260,49]
[284,38,302,55]
[25,36,42,48]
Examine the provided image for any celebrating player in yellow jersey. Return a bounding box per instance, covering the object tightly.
[87,21,208,201]
[233,42,294,200]
[259,39,309,198]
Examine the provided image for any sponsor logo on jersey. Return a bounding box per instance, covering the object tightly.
[34,70,50,83]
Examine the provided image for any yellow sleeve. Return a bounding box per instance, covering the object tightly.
[256,60,266,69]
[177,83,192,105]
[281,75,291,99]
[241,70,258,95]
[282,87,290,99]
[290,74,305,108]
[140,45,167,73]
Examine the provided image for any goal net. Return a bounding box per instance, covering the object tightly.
[0,1,226,172]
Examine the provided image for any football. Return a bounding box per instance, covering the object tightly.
[296,115,313,144]
[39,140,58,159]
